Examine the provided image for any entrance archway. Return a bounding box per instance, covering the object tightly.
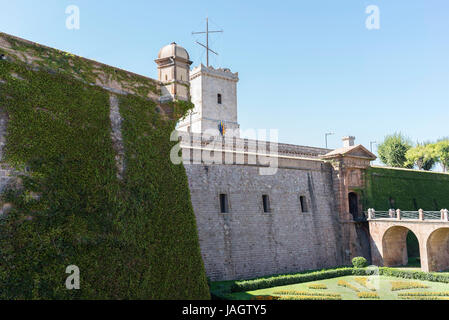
[427,228,449,272]
[382,226,420,267]
[348,192,359,220]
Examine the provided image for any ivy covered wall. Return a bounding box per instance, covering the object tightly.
[0,33,209,299]
[363,166,449,211]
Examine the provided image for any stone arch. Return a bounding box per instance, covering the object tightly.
[382,226,420,267]
[426,228,449,272]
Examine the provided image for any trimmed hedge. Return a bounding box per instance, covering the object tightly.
[273,290,341,298]
[0,49,209,299]
[337,280,360,292]
[379,268,449,283]
[230,268,367,292]
[278,295,342,300]
[357,292,379,299]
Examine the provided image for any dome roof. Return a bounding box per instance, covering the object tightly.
[158,42,189,60]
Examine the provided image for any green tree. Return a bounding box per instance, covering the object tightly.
[433,140,449,172]
[378,133,412,168]
[405,143,436,171]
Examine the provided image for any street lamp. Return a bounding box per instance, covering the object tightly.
[325,132,335,149]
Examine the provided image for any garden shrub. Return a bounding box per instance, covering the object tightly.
[390,281,429,291]
[273,290,340,298]
[337,280,360,292]
[357,292,379,299]
[307,284,327,289]
[398,292,449,297]
[278,295,341,300]
[399,296,449,300]
[352,257,368,268]
[251,295,278,301]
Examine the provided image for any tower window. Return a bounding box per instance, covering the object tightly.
[217,94,222,104]
[220,194,229,213]
[165,74,168,81]
[300,196,309,213]
[262,195,271,213]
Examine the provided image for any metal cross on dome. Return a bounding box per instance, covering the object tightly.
[192,17,223,67]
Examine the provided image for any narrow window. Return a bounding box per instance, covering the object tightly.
[220,194,229,213]
[217,93,222,104]
[300,196,308,213]
[262,195,271,213]
[165,74,168,81]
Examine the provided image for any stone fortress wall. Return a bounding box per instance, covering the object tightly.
[179,132,345,280]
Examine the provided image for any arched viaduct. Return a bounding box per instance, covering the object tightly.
[368,209,449,272]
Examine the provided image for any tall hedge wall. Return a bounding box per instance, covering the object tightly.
[363,166,449,211]
[0,48,209,299]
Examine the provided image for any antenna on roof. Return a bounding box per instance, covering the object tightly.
[192,17,223,67]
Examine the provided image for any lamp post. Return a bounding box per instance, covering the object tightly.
[325,132,334,149]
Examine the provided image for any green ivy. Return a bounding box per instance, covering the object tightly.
[0,49,208,299]
[1,32,160,97]
[363,167,449,211]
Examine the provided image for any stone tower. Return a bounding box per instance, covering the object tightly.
[155,42,192,102]
[177,64,240,137]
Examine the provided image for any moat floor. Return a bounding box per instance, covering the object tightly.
[230,275,449,300]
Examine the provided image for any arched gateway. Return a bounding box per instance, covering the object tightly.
[368,209,449,272]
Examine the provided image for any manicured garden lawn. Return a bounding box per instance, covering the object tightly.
[223,275,449,300]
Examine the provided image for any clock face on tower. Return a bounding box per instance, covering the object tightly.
[218,121,226,136]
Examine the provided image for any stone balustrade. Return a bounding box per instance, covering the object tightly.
[367,208,449,222]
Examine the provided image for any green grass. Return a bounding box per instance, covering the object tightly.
[223,275,449,300]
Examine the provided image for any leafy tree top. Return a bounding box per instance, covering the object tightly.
[378,133,412,168]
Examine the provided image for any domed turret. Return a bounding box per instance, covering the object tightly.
[158,42,190,61]
[155,42,192,102]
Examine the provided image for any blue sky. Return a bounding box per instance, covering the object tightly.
[1,0,448,154]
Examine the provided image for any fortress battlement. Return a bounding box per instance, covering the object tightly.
[190,64,239,82]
